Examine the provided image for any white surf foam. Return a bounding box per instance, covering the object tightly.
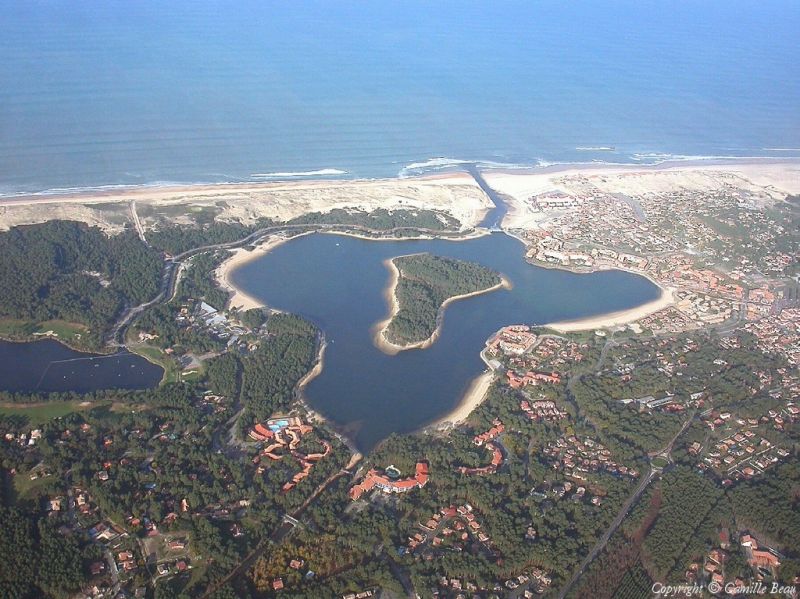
[629,153,743,164]
[0,179,250,199]
[250,168,348,179]
[397,157,534,178]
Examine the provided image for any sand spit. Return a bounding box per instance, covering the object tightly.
[431,369,495,429]
[321,228,490,243]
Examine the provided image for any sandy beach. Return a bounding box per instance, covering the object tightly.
[431,368,495,429]
[372,256,511,355]
[542,285,676,333]
[214,233,313,310]
[0,172,493,234]
[428,282,675,427]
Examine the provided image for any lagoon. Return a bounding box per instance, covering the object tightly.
[232,231,660,451]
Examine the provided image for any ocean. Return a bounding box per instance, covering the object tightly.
[1,0,798,194]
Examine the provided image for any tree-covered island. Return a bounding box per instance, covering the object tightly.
[375,253,506,352]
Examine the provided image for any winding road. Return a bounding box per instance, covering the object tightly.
[107,221,483,346]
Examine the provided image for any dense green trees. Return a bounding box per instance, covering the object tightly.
[0,507,87,598]
[572,375,682,458]
[147,220,272,255]
[134,303,226,353]
[206,353,241,399]
[642,467,726,579]
[730,460,800,564]
[238,308,267,331]
[177,251,230,308]
[133,251,233,354]
[0,221,162,347]
[240,314,318,422]
[289,208,461,231]
[385,253,501,345]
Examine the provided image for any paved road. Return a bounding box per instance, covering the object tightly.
[107,221,477,347]
[611,192,647,222]
[129,201,148,245]
[556,469,655,599]
[556,412,695,599]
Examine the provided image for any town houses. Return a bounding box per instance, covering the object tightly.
[486,325,538,356]
[507,369,561,388]
[695,401,796,483]
[740,534,782,571]
[520,398,567,422]
[507,170,798,346]
[457,420,505,476]
[404,503,503,566]
[472,419,504,446]
[543,435,638,480]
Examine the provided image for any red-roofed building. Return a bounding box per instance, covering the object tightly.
[473,420,505,446]
[750,549,780,569]
[349,462,429,500]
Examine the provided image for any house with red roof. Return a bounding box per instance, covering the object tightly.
[349,462,429,500]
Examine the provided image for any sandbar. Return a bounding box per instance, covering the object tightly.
[0,172,494,234]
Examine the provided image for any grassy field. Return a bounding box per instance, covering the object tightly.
[126,343,181,384]
[651,456,669,469]
[0,400,100,425]
[0,318,93,349]
[2,400,102,503]
[12,471,59,504]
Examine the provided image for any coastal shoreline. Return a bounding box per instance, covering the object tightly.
[428,348,496,429]
[215,233,314,311]
[195,159,800,446]
[3,158,796,207]
[216,227,495,313]
[294,336,364,464]
[372,256,512,355]
[542,284,676,333]
[321,227,490,243]
[0,170,479,204]
[480,156,800,178]
[426,281,675,428]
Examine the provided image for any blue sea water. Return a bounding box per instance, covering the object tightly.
[1,0,798,194]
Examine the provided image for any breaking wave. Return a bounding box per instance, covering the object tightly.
[250,169,348,179]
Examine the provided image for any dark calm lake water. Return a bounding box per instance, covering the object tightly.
[0,339,163,394]
[232,232,660,451]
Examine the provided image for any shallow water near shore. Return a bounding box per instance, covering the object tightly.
[232,232,660,451]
